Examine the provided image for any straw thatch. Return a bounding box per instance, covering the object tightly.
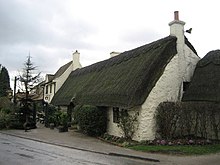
[51,36,180,108]
[183,50,220,102]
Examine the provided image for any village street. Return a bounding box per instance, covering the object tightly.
[0,1,220,165]
[0,133,152,165]
[1,127,220,165]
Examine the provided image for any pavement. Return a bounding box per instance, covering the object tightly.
[1,123,220,165]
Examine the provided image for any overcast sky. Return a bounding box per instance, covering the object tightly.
[1,0,220,86]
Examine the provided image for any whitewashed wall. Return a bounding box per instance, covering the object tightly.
[132,45,200,141]
[43,75,55,103]
[53,64,73,93]
[107,107,140,138]
[107,45,199,141]
[107,107,123,137]
[44,83,55,103]
[43,64,72,104]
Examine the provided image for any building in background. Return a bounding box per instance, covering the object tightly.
[42,51,82,103]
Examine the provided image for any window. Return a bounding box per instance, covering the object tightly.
[45,85,48,94]
[50,84,52,93]
[121,109,128,117]
[113,107,128,123]
[113,107,119,123]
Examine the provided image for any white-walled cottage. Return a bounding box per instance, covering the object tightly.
[42,51,82,103]
[51,11,200,141]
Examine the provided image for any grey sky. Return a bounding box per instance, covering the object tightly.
[0,0,220,86]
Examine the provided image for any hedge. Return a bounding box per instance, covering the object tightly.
[73,105,107,136]
[156,101,220,140]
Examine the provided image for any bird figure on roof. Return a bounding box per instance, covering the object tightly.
[186,28,192,34]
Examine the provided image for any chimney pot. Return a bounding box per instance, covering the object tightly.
[174,11,179,20]
[169,11,185,43]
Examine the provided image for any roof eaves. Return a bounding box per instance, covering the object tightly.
[51,36,178,107]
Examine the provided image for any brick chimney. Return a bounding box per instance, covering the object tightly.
[169,11,185,44]
[72,50,82,70]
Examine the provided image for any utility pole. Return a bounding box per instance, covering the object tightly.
[13,76,19,104]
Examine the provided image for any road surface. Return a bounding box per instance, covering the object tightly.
[0,133,153,165]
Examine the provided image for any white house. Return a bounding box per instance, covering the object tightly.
[51,11,200,141]
[42,51,82,103]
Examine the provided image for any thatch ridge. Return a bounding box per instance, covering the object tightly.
[51,36,178,107]
[183,50,220,102]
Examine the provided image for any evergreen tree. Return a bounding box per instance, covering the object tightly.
[20,55,40,96]
[19,55,40,126]
[0,65,11,97]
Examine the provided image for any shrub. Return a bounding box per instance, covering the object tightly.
[1,107,11,114]
[155,102,181,139]
[44,104,58,127]
[72,105,83,124]
[156,101,220,140]
[73,105,107,136]
[0,109,13,129]
[60,112,69,126]
[117,110,138,140]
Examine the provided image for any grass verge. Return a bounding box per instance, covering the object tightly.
[127,144,220,155]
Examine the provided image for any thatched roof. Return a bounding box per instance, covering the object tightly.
[183,50,220,103]
[51,36,179,108]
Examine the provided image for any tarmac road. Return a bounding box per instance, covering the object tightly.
[1,126,220,165]
[0,133,154,165]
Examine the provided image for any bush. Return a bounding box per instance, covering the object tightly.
[44,104,58,127]
[9,119,24,129]
[0,107,14,129]
[0,112,7,129]
[60,112,69,126]
[117,110,138,140]
[73,105,107,136]
[72,105,83,124]
[156,101,220,140]
[156,102,181,139]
